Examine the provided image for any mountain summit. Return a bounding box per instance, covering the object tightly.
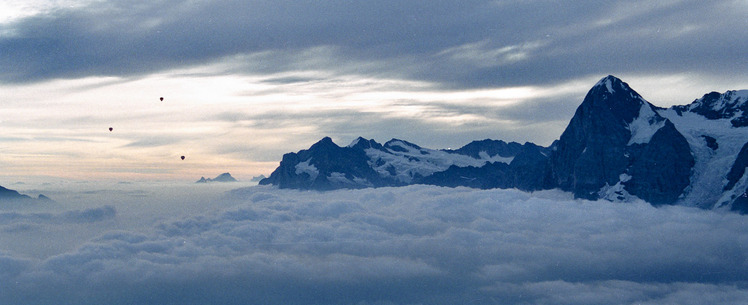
[196,172,237,183]
[0,185,52,202]
[549,75,693,204]
[260,75,748,213]
[260,137,389,190]
[672,90,748,127]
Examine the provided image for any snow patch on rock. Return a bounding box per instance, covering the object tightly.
[295,160,319,180]
[598,173,637,202]
[627,104,666,145]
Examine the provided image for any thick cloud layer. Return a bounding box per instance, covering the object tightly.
[2,1,746,182]
[1,184,746,304]
[2,0,746,87]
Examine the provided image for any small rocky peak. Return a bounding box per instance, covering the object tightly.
[348,137,385,151]
[584,75,650,125]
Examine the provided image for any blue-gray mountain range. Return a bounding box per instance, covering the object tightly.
[260,75,748,213]
[196,172,238,183]
[0,185,51,202]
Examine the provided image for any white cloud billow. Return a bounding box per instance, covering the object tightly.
[1,184,747,304]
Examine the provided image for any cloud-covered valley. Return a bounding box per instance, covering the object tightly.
[1,184,746,304]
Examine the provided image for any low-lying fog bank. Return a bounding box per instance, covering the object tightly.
[1,184,746,305]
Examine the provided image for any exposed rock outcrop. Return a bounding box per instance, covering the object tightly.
[260,75,747,212]
[196,173,238,183]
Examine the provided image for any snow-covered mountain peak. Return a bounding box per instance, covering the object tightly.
[384,138,424,153]
[348,137,364,147]
[593,75,644,99]
[581,75,653,127]
[261,76,747,213]
[348,137,385,151]
[671,90,748,127]
[699,90,748,112]
[310,136,337,150]
[594,75,648,101]
[594,75,619,93]
[702,90,748,111]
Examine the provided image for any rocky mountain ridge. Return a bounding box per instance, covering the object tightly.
[260,76,748,213]
[196,172,238,183]
[0,185,52,202]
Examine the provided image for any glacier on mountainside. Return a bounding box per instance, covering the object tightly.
[659,107,748,209]
[261,76,748,212]
[356,138,514,184]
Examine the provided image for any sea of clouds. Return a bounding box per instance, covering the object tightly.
[1,183,747,305]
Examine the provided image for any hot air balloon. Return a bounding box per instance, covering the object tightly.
[159,97,164,101]
[180,156,185,160]
[108,127,113,132]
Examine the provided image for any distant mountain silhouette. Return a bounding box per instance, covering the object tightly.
[0,185,52,202]
[196,173,237,183]
[250,175,266,182]
[261,76,748,213]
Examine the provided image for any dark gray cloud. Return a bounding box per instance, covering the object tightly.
[0,206,115,225]
[1,185,747,304]
[0,206,116,234]
[1,1,746,182]
[2,0,746,88]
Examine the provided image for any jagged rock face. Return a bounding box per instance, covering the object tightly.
[259,75,747,212]
[702,135,719,150]
[384,139,423,153]
[731,192,748,214]
[261,136,533,190]
[550,76,645,199]
[416,142,548,190]
[508,143,552,191]
[672,90,748,127]
[349,137,386,151]
[725,142,748,191]
[444,139,524,158]
[417,162,512,189]
[260,137,390,190]
[549,75,694,203]
[259,152,302,188]
[625,120,694,205]
[725,142,748,214]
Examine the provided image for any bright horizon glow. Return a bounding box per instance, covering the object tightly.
[1,2,747,303]
[1,61,744,186]
[0,62,578,184]
[1,1,746,186]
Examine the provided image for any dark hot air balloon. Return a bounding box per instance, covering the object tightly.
[180,156,185,160]
[159,97,164,101]
[108,127,113,132]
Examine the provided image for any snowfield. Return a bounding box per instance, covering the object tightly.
[658,109,748,208]
[360,139,514,184]
[1,182,747,305]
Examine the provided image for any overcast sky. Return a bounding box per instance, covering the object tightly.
[1,0,747,183]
